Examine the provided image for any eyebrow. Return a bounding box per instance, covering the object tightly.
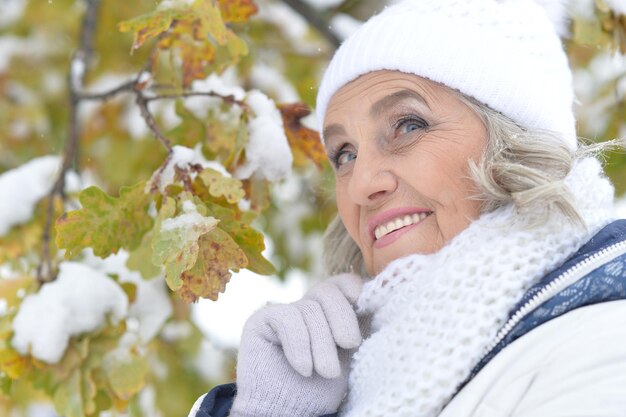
[369,89,430,117]
[323,124,347,142]
[322,89,430,142]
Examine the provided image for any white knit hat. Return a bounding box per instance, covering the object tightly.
[316,0,578,151]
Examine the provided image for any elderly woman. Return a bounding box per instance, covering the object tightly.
[191,1,626,416]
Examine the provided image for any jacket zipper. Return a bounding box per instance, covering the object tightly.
[483,238,626,354]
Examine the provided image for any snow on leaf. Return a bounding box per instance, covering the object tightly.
[178,228,247,302]
[217,0,258,23]
[11,263,128,364]
[199,168,245,204]
[279,103,327,170]
[55,183,153,259]
[0,155,60,237]
[117,8,181,51]
[151,198,220,292]
[237,90,293,181]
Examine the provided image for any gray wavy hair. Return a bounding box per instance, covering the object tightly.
[322,92,615,278]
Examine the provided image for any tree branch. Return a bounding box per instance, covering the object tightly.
[38,0,102,284]
[78,80,137,101]
[280,0,341,48]
[135,90,174,153]
[145,91,249,110]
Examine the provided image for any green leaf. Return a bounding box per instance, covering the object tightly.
[126,232,163,279]
[118,8,182,51]
[199,168,245,204]
[103,353,149,401]
[151,197,220,291]
[55,183,154,259]
[52,369,84,417]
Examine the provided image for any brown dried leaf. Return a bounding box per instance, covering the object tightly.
[279,103,327,170]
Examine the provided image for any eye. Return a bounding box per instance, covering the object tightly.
[330,146,356,169]
[396,116,428,135]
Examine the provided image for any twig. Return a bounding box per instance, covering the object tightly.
[78,80,137,101]
[281,0,341,48]
[38,0,102,284]
[145,91,249,110]
[135,90,174,153]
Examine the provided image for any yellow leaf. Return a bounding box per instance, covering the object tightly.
[199,168,245,204]
[218,0,259,23]
[0,347,28,379]
[118,9,181,51]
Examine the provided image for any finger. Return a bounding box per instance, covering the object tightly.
[328,273,363,305]
[306,283,361,349]
[263,304,313,377]
[295,299,341,379]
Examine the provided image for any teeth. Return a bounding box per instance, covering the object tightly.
[374,212,430,240]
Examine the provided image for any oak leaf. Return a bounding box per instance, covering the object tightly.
[218,0,258,23]
[55,183,153,259]
[178,228,247,302]
[151,198,220,292]
[118,8,181,51]
[279,103,327,169]
[199,168,245,204]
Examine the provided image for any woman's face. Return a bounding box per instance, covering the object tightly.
[324,71,487,276]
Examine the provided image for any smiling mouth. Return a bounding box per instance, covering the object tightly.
[374,212,432,240]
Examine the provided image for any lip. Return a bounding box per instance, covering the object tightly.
[367,206,432,242]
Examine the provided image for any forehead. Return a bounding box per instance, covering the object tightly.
[324,71,449,124]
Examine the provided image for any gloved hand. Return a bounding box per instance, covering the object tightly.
[229,273,364,417]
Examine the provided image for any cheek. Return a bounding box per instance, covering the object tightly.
[335,183,360,242]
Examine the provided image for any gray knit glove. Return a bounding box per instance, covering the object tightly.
[229,273,364,417]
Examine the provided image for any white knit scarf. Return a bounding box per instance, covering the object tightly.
[340,158,616,417]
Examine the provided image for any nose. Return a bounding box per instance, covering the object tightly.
[347,144,398,206]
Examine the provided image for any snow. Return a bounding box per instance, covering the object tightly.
[250,64,300,103]
[236,90,293,181]
[606,0,626,15]
[573,52,626,136]
[160,321,192,342]
[0,156,59,236]
[150,145,229,193]
[161,200,218,233]
[186,71,246,121]
[70,57,85,90]
[194,338,230,381]
[330,13,362,40]
[124,103,150,140]
[0,0,26,28]
[0,34,58,73]
[257,2,308,41]
[12,262,129,364]
[82,250,173,344]
[192,269,307,348]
